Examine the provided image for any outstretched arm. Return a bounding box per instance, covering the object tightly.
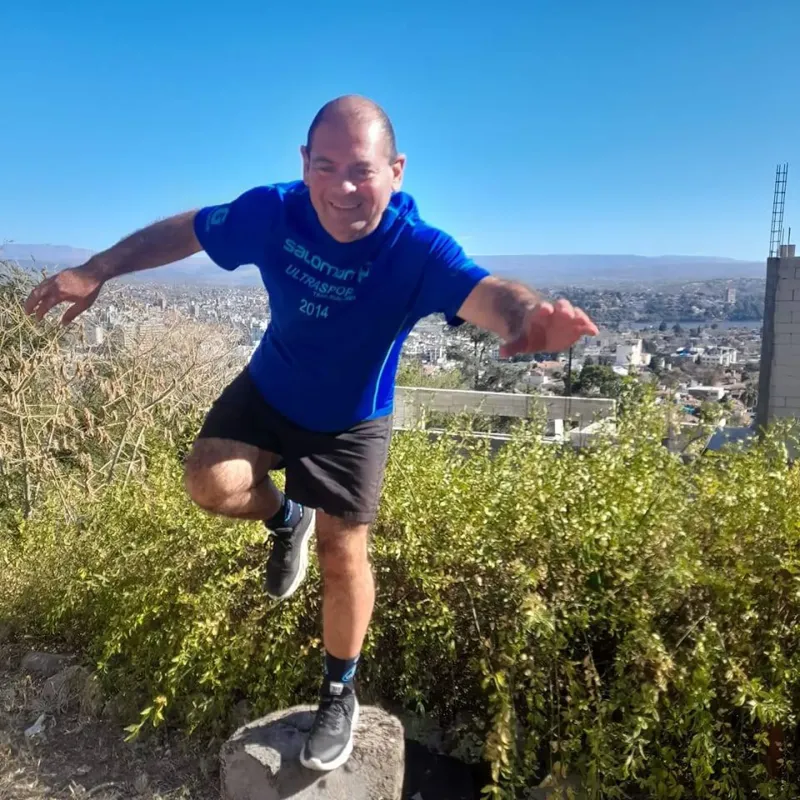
[84,211,202,282]
[457,276,598,357]
[24,211,201,324]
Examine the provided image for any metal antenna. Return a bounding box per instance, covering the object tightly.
[769,163,788,257]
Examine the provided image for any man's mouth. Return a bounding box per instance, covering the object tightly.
[330,201,361,211]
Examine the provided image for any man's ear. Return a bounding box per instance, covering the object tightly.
[391,153,407,191]
[301,145,311,184]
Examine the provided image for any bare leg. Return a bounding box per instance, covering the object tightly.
[316,512,374,660]
[184,437,282,520]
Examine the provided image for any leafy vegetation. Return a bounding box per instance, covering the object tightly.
[571,364,624,398]
[395,358,466,390]
[2,266,800,798]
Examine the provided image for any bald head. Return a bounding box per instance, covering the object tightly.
[301,95,406,243]
[306,95,398,162]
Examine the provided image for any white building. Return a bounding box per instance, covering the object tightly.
[84,324,104,347]
[403,334,447,363]
[615,339,645,368]
[522,371,551,388]
[699,347,738,367]
[424,344,447,363]
[103,305,120,326]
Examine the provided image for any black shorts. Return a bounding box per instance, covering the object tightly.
[196,369,392,524]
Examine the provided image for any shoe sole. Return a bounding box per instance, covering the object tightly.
[266,508,316,601]
[299,698,360,772]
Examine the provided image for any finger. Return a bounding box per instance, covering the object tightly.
[32,293,55,321]
[61,298,89,326]
[554,297,574,313]
[23,282,49,316]
[573,306,591,325]
[574,308,598,335]
[553,299,578,323]
[528,302,554,330]
[36,292,63,321]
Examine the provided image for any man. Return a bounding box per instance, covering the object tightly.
[24,95,598,772]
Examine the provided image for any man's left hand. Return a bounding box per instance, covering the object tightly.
[500,299,599,358]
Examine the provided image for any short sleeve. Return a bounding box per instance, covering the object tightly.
[193,186,279,271]
[413,232,490,325]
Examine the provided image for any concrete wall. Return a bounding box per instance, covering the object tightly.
[394,386,615,429]
[757,254,800,429]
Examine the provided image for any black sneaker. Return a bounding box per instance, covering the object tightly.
[264,506,315,600]
[300,680,360,772]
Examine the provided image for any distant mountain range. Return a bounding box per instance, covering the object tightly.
[1,243,766,289]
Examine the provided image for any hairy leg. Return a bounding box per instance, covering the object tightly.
[184,437,282,520]
[316,512,374,660]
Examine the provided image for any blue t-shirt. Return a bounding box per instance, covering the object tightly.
[194,181,489,432]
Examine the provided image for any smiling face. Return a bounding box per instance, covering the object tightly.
[301,114,406,243]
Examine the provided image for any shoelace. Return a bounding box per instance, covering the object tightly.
[312,696,351,734]
[269,527,296,550]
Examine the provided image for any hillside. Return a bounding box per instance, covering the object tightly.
[2,243,765,288]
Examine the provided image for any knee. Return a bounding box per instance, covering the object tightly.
[317,520,369,581]
[184,450,239,513]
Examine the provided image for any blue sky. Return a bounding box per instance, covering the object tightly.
[2,0,798,260]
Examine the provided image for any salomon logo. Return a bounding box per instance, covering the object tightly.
[206,206,229,230]
[283,238,356,281]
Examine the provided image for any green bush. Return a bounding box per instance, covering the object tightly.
[3,268,800,798]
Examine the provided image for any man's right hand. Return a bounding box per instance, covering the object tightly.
[24,262,105,325]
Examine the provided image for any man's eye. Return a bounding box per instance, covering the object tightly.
[356,169,374,180]
[316,164,335,173]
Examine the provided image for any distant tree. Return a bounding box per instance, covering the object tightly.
[572,364,623,399]
[697,367,725,386]
[660,370,682,390]
[658,321,668,332]
[711,323,719,330]
[742,384,759,409]
[673,323,683,335]
[445,345,466,362]
[396,360,465,390]
[450,323,498,389]
[465,362,522,393]
[584,355,594,366]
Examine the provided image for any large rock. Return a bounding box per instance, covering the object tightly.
[40,666,103,717]
[20,651,74,679]
[220,704,405,800]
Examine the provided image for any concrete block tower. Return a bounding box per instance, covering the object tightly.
[757,244,800,430]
